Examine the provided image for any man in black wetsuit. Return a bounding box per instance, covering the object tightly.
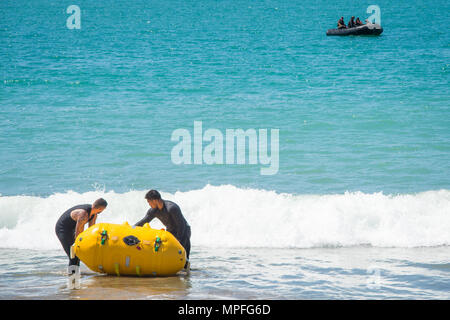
[337,17,346,29]
[355,17,364,26]
[55,198,108,286]
[348,16,356,28]
[134,190,191,269]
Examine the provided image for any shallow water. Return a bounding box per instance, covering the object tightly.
[1,246,449,300]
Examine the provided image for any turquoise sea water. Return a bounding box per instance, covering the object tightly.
[2,0,449,196]
[1,0,449,299]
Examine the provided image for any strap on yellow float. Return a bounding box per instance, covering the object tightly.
[114,263,120,276]
[136,266,141,276]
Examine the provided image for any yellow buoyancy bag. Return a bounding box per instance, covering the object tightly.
[71,222,186,276]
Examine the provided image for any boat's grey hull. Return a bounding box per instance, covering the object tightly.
[326,24,383,36]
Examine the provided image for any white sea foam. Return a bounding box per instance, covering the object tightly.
[0,185,449,250]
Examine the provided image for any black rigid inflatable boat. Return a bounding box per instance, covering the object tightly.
[326,23,383,36]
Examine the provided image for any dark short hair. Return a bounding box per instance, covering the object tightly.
[145,190,161,200]
[93,198,108,208]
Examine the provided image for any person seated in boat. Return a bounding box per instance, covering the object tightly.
[347,16,356,28]
[337,17,346,29]
[355,17,364,26]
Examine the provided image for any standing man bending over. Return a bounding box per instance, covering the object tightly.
[55,198,108,288]
[134,190,191,270]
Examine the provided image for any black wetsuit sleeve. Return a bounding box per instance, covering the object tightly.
[134,208,156,227]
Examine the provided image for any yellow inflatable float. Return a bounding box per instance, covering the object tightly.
[71,222,186,276]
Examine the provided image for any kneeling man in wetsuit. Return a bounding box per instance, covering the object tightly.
[55,198,108,287]
[134,190,191,270]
